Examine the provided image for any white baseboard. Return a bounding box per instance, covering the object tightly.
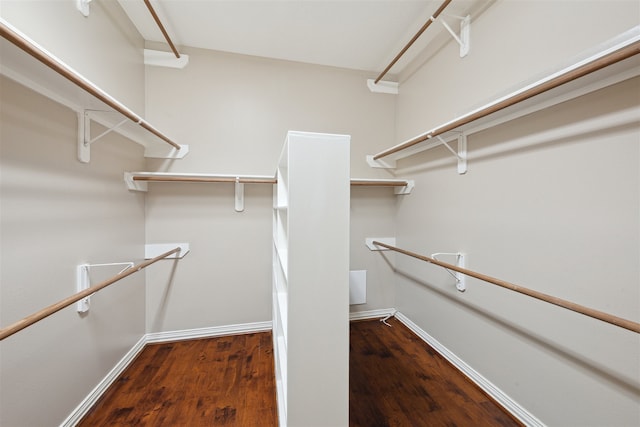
[60,335,147,427]
[145,320,273,344]
[349,308,396,321]
[394,312,545,427]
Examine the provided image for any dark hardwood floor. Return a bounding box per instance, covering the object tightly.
[350,318,523,427]
[78,318,523,426]
[78,332,277,426]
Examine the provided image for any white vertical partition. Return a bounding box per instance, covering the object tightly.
[273,131,350,426]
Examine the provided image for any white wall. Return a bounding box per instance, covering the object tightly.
[143,46,399,332]
[393,1,639,425]
[5,1,636,425]
[0,2,399,422]
[0,0,145,111]
[0,1,147,425]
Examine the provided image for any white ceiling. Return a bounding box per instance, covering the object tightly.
[117,0,481,75]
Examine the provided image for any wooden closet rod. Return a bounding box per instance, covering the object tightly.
[374,0,453,84]
[132,175,409,187]
[133,175,277,184]
[374,40,640,160]
[0,247,181,341]
[143,0,181,59]
[350,180,408,187]
[0,20,181,150]
[372,241,640,334]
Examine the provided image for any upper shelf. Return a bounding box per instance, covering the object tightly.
[368,26,640,170]
[124,171,413,213]
[124,172,414,195]
[0,18,188,163]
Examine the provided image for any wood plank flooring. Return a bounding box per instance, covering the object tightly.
[78,319,523,426]
[78,332,277,426]
[350,318,523,427]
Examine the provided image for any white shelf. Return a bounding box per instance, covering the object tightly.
[272,131,350,426]
[0,18,188,162]
[124,172,277,192]
[273,136,289,414]
[369,26,640,169]
[275,333,288,419]
[276,169,289,207]
[274,289,288,340]
[125,171,413,194]
[350,178,415,194]
[274,246,288,281]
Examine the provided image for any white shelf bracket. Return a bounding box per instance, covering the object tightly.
[365,237,396,251]
[235,177,245,212]
[76,261,134,313]
[76,0,92,17]
[144,49,189,69]
[366,155,396,169]
[78,111,189,162]
[145,243,190,259]
[436,133,467,174]
[78,111,128,163]
[367,79,399,94]
[123,172,148,192]
[394,180,415,195]
[144,143,190,160]
[76,264,91,313]
[431,252,466,292]
[439,14,471,57]
[457,133,468,174]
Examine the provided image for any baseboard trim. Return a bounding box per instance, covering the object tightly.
[60,335,147,427]
[349,308,396,321]
[394,312,545,427]
[145,320,273,344]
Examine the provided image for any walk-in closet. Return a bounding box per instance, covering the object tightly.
[1,1,638,426]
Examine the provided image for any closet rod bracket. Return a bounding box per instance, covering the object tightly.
[367,132,466,173]
[76,261,134,313]
[432,252,466,291]
[235,177,245,212]
[76,0,92,17]
[144,49,190,69]
[436,133,467,174]
[78,110,190,163]
[365,237,396,251]
[124,172,147,192]
[440,14,471,57]
[78,111,131,163]
[457,133,467,174]
[366,155,396,169]
[145,243,190,259]
[143,143,190,160]
[366,79,399,94]
[395,180,415,195]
